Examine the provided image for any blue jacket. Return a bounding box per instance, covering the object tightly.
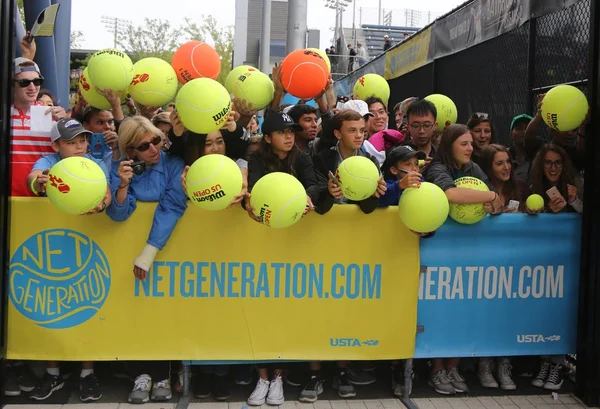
[379,178,403,207]
[107,151,188,250]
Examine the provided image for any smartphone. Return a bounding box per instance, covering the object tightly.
[90,133,106,159]
[546,186,563,201]
[328,171,339,186]
[507,200,520,211]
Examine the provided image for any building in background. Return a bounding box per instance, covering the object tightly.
[234,0,319,69]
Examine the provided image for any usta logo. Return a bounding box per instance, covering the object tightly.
[516,334,561,343]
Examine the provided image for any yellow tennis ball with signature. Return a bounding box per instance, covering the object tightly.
[250,172,307,229]
[46,157,107,215]
[448,177,489,224]
[335,156,379,201]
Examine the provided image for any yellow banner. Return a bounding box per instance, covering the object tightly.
[384,27,432,80]
[8,198,419,361]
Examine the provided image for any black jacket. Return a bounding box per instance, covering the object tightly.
[313,147,380,215]
[247,151,320,206]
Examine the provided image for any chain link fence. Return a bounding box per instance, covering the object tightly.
[387,0,591,147]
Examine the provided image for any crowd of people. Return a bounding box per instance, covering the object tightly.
[6,33,586,405]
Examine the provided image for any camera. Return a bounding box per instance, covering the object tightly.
[128,160,146,176]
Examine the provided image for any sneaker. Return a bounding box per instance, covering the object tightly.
[248,378,270,406]
[346,368,376,385]
[14,364,37,392]
[428,370,455,395]
[448,367,469,393]
[79,374,102,402]
[478,358,498,388]
[235,365,253,386]
[532,359,551,388]
[497,358,516,391]
[4,369,21,396]
[332,372,356,398]
[391,365,403,398]
[299,377,323,403]
[286,370,309,387]
[128,374,152,404]
[213,375,230,401]
[151,379,172,401]
[193,372,212,399]
[543,364,564,391]
[266,375,285,405]
[30,373,64,401]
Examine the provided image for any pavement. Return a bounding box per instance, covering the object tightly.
[3,395,593,409]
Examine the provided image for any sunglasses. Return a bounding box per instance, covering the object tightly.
[132,135,162,152]
[15,78,44,88]
[471,112,490,120]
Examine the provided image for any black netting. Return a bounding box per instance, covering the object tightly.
[386,0,591,148]
[388,63,434,114]
[534,0,591,89]
[436,23,530,147]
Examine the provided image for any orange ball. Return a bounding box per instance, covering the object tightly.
[172,41,221,83]
[280,49,329,99]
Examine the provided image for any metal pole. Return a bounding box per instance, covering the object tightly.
[575,0,600,405]
[259,0,271,73]
[286,0,308,54]
[51,0,71,108]
[378,0,382,25]
[352,0,356,43]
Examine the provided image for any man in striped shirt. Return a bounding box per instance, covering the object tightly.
[11,57,67,196]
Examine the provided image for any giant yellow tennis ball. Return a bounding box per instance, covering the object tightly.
[233,68,275,111]
[79,68,113,109]
[87,49,134,93]
[308,48,331,72]
[128,57,178,107]
[46,157,107,215]
[176,78,232,134]
[353,74,390,104]
[448,177,489,224]
[542,85,588,131]
[186,154,243,211]
[526,194,544,211]
[398,182,449,233]
[250,172,307,229]
[225,65,255,94]
[335,156,380,201]
[425,94,458,131]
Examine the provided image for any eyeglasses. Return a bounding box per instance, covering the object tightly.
[15,78,44,88]
[132,135,162,152]
[471,112,490,120]
[409,122,434,131]
[543,159,563,169]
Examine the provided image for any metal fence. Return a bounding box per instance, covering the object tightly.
[387,0,591,147]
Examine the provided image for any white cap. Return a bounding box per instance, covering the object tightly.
[341,100,374,118]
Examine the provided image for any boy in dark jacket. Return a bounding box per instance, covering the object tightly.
[314,109,386,215]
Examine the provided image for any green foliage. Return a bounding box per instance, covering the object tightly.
[117,18,183,63]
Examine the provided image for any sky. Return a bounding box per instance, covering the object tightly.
[71,0,466,51]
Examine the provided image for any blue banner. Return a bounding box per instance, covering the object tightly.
[415,214,581,358]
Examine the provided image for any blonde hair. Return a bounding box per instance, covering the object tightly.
[152,112,171,126]
[118,116,163,158]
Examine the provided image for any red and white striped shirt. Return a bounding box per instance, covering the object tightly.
[10,103,54,197]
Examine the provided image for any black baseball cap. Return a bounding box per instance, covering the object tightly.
[262,109,303,135]
[51,118,92,142]
[387,145,426,164]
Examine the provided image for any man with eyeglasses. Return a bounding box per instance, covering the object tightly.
[404,99,438,160]
[11,57,67,196]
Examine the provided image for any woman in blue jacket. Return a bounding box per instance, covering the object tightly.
[106,116,188,405]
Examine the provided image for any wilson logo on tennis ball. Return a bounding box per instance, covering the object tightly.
[191,184,227,203]
[9,229,111,329]
[212,102,231,124]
